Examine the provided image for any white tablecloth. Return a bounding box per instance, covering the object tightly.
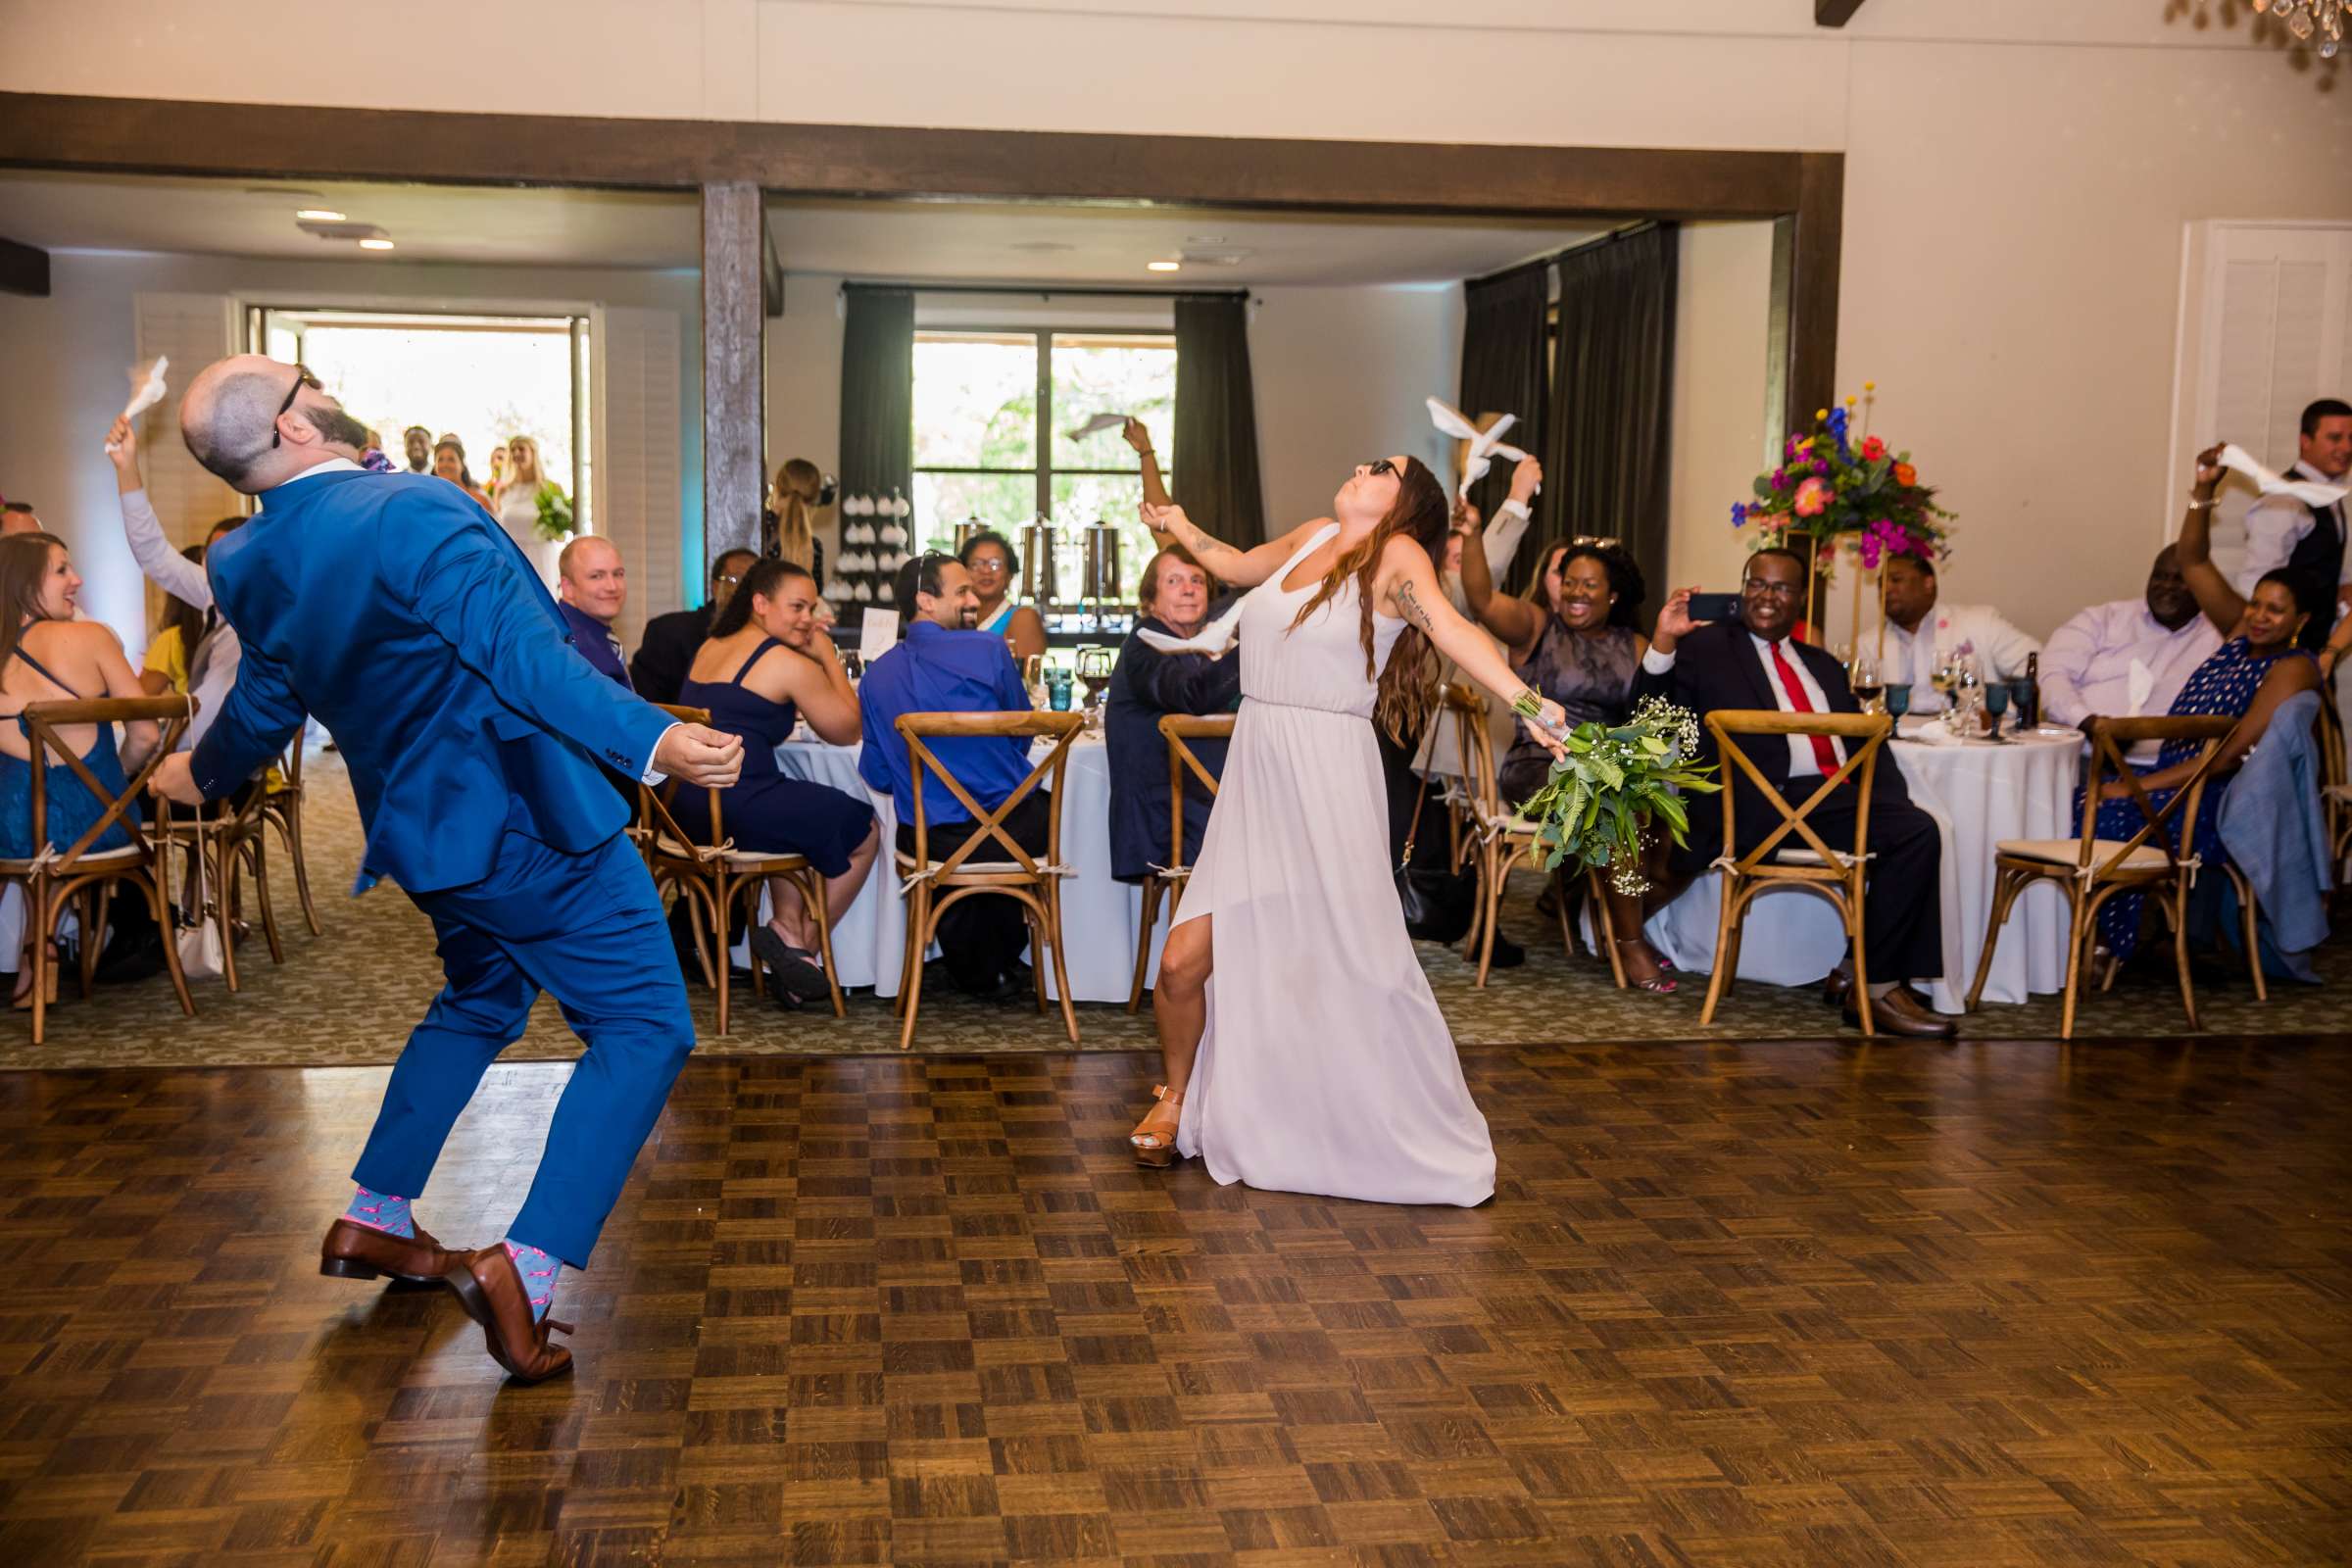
[771,733,1161,1004]
[1643,727,2083,1013]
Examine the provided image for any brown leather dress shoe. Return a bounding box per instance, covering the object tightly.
[443,1246,575,1385]
[319,1217,463,1284]
[1842,985,1957,1039]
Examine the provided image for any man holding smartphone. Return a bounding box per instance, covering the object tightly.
[1635,548,1952,1039]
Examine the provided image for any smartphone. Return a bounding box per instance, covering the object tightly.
[1686,591,1742,623]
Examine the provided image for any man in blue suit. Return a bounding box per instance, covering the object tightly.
[152,356,744,1384]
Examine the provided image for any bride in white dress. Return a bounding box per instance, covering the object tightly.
[1130,454,1568,1206]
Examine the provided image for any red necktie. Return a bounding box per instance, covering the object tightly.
[1766,639,1840,775]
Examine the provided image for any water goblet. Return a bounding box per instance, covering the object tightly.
[1884,682,1912,722]
[1981,678,2009,739]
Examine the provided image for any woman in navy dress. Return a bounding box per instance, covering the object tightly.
[675,558,879,1005]
[0,533,164,1005]
[2079,443,2337,957]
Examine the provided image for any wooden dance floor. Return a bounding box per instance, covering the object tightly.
[3,1040,2349,1565]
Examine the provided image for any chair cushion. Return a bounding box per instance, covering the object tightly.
[892,850,1036,876]
[1773,845,1864,867]
[1997,837,2171,873]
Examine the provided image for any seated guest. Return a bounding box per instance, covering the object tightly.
[1106,545,1241,887]
[1461,495,1672,993]
[0,533,162,1005]
[107,415,246,747]
[2233,396,2349,649]
[631,548,758,704]
[1636,547,1952,1038]
[2079,444,2349,961]
[960,530,1049,663]
[674,558,877,1008]
[2039,544,2223,764]
[858,551,1043,1003]
[555,535,631,687]
[1877,551,2041,713]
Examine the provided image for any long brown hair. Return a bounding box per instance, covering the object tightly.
[1289,456,1450,743]
[771,458,824,572]
[0,531,69,675]
[156,544,209,674]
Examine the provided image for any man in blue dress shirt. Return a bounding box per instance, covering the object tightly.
[858,551,1044,1001]
[151,355,743,1384]
[555,534,632,688]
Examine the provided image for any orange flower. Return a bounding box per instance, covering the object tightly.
[1891,462,1917,487]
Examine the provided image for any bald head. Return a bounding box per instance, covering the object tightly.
[181,355,369,494]
[559,534,627,625]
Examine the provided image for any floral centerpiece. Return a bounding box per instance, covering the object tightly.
[1731,385,1955,572]
[1522,697,1719,895]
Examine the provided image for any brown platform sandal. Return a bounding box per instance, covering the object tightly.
[1128,1084,1184,1168]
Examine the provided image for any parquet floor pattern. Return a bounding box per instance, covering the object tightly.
[1,1040,2348,1566]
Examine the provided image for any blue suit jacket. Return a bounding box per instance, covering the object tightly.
[191,469,673,895]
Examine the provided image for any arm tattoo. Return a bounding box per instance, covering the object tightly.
[1394,576,1434,633]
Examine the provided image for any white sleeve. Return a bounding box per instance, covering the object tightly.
[2234,495,2304,597]
[640,720,679,785]
[2035,605,2101,728]
[121,488,214,610]
[1483,498,1534,580]
[1641,646,1676,675]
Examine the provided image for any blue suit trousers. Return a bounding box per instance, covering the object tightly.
[352,829,692,1266]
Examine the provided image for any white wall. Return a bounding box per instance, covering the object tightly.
[1666,220,1779,607]
[0,251,701,650]
[764,270,848,574]
[15,0,2351,633]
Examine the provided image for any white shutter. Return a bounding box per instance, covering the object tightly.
[2186,224,2352,575]
[133,292,243,547]
[592,305,684,655]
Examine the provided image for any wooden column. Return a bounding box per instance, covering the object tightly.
[702,180,765,564]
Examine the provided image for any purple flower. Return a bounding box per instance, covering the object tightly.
[1811,458,1831,476]
[1731,502,1749,528]
[1771,467,1788,490]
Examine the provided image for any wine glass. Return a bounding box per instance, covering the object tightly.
[1884,683,1912,722]
[1849,655,1883,715]
[1981,677,2009,740]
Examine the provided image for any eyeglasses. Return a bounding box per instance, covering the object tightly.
[1740,578,1802,600]
[270,363,322,449]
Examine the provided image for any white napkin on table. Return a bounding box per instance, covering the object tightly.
[1901,716,1964,746]
[2219,442,2350,508]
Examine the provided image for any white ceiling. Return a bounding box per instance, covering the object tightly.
[0,172,1602,286]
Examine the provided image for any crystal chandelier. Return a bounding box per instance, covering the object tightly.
[2253,0,2346,57]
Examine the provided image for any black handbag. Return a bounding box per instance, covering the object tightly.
[1394,768,1476,944]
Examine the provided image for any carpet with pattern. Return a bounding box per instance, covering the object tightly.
[8,749,2340,1069]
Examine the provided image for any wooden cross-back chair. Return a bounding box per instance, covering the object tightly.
[2318,688,2349,888]
[1965,714,2241,1039]
[896,710,1085,1052]
[258,735,319,935]
[638,703,845,1035]
[1702,710,1893,1035]
[4,697,197,1043]
[1437,683,1615,988]
[168,756,288,994]
[1126,712,1235,1012]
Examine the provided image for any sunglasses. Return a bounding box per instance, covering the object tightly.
[270,363,323,449]
[1364,459,1398,477]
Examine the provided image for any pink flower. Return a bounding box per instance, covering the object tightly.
[1792,476,1832,517]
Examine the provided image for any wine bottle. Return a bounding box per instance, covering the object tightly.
[2020,653,2040,728]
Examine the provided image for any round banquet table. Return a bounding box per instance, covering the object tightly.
[769,731,1161,1003]
[1642,725,2084,1014]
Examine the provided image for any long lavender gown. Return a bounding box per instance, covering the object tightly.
[1173,524,1496,1206]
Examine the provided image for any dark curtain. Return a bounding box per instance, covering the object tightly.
[1172,295,1268,547]
[839,286,914,507]
[1456,264,1550,534]
[1538,223,1679,603]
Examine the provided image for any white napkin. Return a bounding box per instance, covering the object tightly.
[1905,717,1964,747]
[1065,412,1128,441]
[104,358,170,454]
[1427,397,1532,503]
[2219,442,2349,508]
[2126,658,2155,718]
[1137,598,1244,657]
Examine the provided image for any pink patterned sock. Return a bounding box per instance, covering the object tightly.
[504,1240,560,1321]
[341,1186,415,1239]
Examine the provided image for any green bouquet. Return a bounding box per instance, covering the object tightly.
[533,482,574,543]
[1520,696,1720,895]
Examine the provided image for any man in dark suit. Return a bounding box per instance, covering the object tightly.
[153,355,745,1383]
[629,547,759,703]
[1105,545,1242,887]
[1634,547,1951,1039]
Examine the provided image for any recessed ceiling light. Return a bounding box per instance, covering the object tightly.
[295,208,347,222]
[358,237,396,251]
[1146,260,1181,272]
